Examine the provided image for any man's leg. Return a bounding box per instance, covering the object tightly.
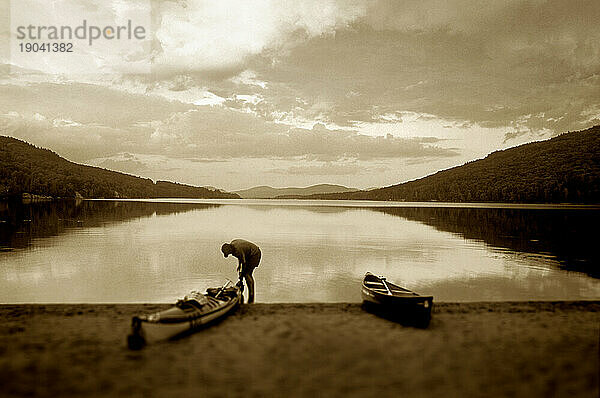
[244,272,255,303]
[243,253,260,304]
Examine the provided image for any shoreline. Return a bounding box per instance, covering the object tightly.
[87,197,600,209]
[1,301,598,397]
[4,196,600,208]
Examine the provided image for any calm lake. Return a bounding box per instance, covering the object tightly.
[0,199,599,303]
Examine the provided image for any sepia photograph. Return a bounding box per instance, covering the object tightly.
[1,1,599,397]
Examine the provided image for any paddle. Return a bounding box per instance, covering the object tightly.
[214,279,232,299]
[380,277,393,296]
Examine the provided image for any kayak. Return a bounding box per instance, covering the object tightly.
[361,272,433,327]
[127,280,242,349]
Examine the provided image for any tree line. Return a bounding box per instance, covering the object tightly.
[0,137,239,199]
[307,125,600,203]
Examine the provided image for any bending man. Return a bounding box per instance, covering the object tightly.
[221,239,261,303]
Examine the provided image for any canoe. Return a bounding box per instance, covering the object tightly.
[127,281,242,349]
[361,272,433,327]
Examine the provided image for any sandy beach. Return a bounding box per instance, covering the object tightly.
[0,301,598,398]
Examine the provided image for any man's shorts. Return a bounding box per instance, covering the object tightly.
[241,250,261,276]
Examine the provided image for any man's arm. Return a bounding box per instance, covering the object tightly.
[236,251,246,273]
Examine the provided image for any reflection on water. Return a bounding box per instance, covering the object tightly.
[372,207,600,278]
[0,200,219,251]
[0,199,598,303]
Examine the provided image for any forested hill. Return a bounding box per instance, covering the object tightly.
[235,184,357,199]
[308,125,600,203]
[0,137,239,199]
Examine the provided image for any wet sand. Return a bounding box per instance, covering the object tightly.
[0,301,598,397]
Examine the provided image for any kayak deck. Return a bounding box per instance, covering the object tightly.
[128,285,242,349]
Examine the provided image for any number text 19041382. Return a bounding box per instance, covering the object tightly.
[19,42,73,52]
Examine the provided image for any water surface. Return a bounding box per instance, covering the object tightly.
[0,199,598,303]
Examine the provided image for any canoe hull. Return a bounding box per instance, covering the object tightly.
[361,273,433,327]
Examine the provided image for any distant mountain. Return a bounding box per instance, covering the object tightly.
[234,184,358,199]
[301,125,600,203]
[0,136,239,199]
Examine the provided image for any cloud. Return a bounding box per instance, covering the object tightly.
[271,160,389,176]
[0,81,193,127]
[3,1,599,190]
[503,130,530,144]
[9,1,597,136]
[230,70,268,89]
[364,1,530,33]
[0,109,144,160]
[242,0,600,133]
[152,0,366,73]
[142,112,458,160]
[92,153,149,175]
[2,81,457,164]
[9,0,153,74]
[1,97,457,163]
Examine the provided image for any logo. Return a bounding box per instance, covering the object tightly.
[10,0,152,75]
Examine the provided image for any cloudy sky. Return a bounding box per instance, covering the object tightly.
[1,0,599,190]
